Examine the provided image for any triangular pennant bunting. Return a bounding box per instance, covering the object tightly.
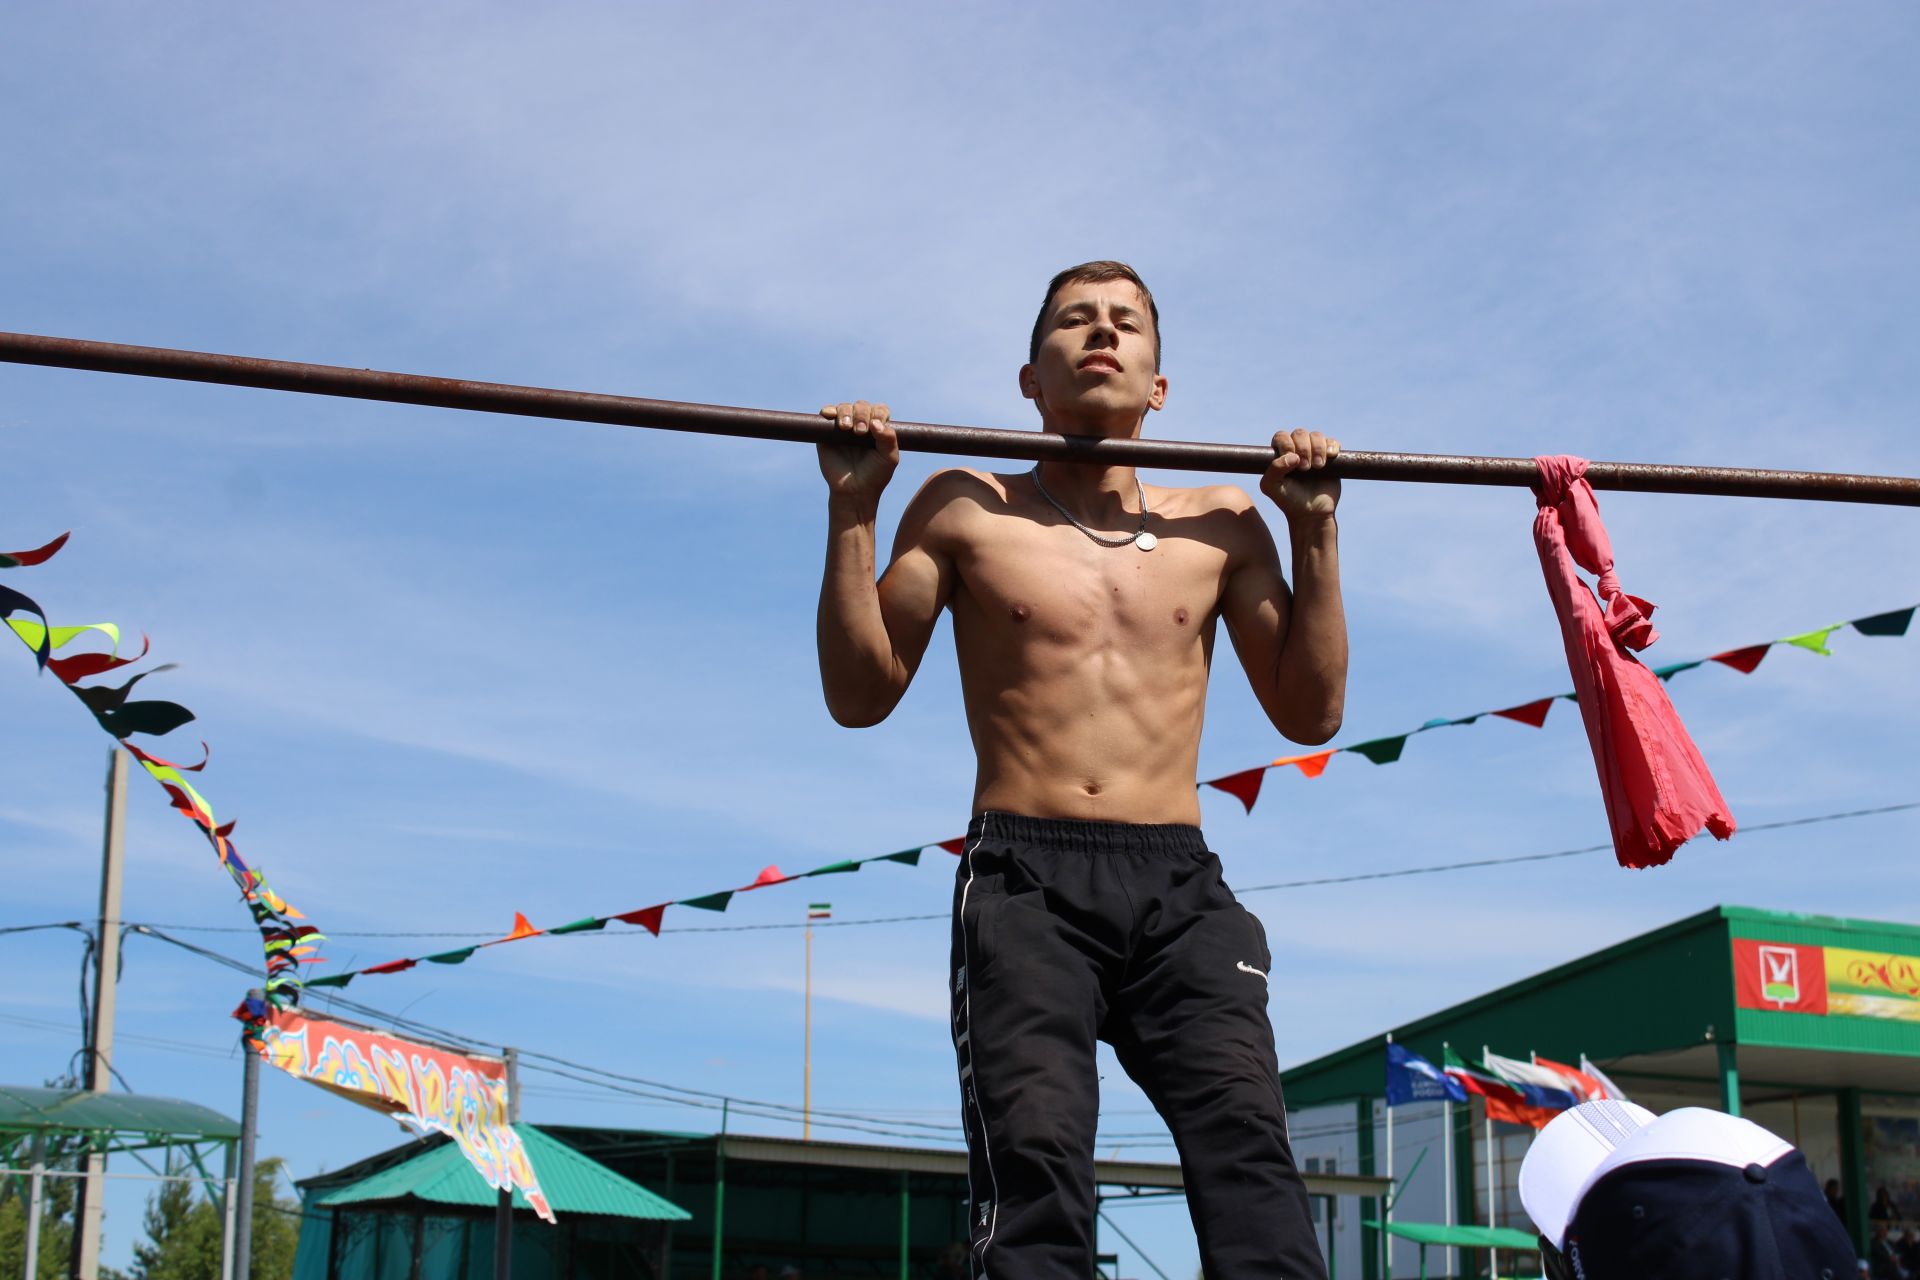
[1492,698,1554,728]
[1205,767,1266,814]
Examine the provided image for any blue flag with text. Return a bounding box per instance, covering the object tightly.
[1386,1041,1469,1106]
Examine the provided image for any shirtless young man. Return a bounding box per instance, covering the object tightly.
[816,261,1345,1279]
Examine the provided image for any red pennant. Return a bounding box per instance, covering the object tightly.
[1204,767,1267,814]
[1273,750,1335,779]
[1710,645,1771,674]
[936,838,966,856]
[616,905,667,936]
[49,635,151,685]
[502,912,539,941]
[1492,698,1554,728]
[744,865,788,889]
[0,532,70,567]
[361,958,417,976]
[121,738,210,773]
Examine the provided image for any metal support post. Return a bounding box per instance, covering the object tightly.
[709,1101,728,1280]
[1357,1096,1377,1280]
[1839,1088,1867,1253]
[898,1170,909,1280]
[1716,1041,1740,1117]
[234,991,264,1280]
[220,1140,238,1280]
[71,747,127,1280]
[23,1140,45,1280]
[494,1048,520,1280]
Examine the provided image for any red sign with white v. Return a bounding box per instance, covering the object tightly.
[1733,939,1829,1015]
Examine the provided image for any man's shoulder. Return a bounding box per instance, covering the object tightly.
[897,467,1018,536]
[1148,480,1257,517]
[907,466,1023,511]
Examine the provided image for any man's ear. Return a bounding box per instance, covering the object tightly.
[1148,372,1169,412]
[1018,363,1040,402]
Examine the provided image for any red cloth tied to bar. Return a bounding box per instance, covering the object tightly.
[1534,455,1735,867]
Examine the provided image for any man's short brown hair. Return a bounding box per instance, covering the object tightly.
[1029,260,1161,369]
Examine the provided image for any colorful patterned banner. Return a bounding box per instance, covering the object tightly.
[1734,938,1920,1023]
[235,997,553,1221]
[4,534,322,1004]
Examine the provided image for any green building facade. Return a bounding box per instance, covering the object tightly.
[1279,905,1920,1280]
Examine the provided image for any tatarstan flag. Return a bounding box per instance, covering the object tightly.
[1442,1047,1563,1129]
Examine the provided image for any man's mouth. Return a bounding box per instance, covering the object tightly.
[1078,354,1122,373]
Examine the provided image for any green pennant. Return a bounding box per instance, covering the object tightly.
[424,947,477,965]
[1852,607,1914,637]
[876,849,922,866]
[1651,660,1703,681]
[1783,625,1841,655]
[305,973,353,989]
[681,891,735,912]
[1347,736,1408,765]
[548,917,609,934]
[806,860,861,876]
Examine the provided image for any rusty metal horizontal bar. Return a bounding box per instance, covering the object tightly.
[2,330,1915,505]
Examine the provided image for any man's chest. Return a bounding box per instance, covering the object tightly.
[949,521,1230,648]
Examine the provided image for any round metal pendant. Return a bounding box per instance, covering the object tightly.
[1134,532,1158,551]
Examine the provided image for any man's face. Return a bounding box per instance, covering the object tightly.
[1020,279,1167,432]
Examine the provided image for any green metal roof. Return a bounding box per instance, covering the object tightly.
[0,1085,239,1140]
[319,1124,689,1222]
[1365,1220,1539,1250]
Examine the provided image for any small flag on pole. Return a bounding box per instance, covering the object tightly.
[808,902,832,920]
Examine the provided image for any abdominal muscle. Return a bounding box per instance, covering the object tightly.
[953,581,1215,827]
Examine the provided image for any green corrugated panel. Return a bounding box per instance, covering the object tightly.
[0,1084,240,1140]
[320,1123,690,1221]
[1725,907,1920,951]
[1736,1007,1920,1056]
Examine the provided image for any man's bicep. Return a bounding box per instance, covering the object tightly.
[875,489,958,677]
[1220,515,1293,673]
[876,542,950,671]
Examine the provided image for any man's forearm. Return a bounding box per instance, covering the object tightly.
[817,493,902,726]
[1273,516,1347,743]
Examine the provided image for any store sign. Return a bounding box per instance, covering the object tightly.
[1734,938,1920,1023]
[1733,940,1827,1015]
[1826,947,1920,1023]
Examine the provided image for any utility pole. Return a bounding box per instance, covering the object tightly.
[493,1048,520,1280]
[233,990,264,1280]
[71,746,127,1280]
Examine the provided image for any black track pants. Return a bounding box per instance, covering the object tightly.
[949,813,1327,1280]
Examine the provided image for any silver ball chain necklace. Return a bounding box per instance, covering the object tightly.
[1029,466,1158,552]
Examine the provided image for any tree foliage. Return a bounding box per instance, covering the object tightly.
[128,1156,301,1280]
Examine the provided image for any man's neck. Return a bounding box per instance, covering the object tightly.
[1032,407,1148,501]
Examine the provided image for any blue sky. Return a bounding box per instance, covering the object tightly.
[3,4,1918,1276]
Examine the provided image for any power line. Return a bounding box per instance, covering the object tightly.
[1234,800,1919,893]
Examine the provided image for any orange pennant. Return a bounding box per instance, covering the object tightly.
[502,912,539,941]
[1271,750,1334,779]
